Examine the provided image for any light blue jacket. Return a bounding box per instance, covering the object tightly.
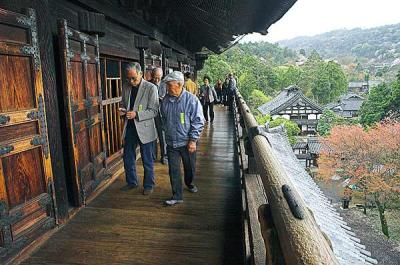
[161,90,205,148]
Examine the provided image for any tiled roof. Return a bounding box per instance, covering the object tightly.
[308,138,322,154]
[326,93,365,115]
[261,126,378,265]
[348,81,381,88]
[257,85,323,115]
[293,141,307,149]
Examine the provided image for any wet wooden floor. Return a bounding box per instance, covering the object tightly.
[21,106,243,265]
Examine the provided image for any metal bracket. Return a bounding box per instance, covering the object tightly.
[0,202,23,226]
[34,95,50,159]
[84,97,93,108]
[17,10,41,70]
[0,145,14,156]
[85,118,95,128]
[38,194,52,208]
[0,115,10,125]
[247,125,272,146]
[282,185,305,220]
[70,93,79,143]
[27,110,38,120]
[80,52,90,61]
[31,135,46,146]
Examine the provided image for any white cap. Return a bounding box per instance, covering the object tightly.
[164,71,184,83]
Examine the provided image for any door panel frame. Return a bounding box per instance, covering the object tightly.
[58,19,107,206]
[0,8,56,260]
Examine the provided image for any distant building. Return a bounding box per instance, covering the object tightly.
[293,138,321,168]
[326,93,365,118]
[258,86,323,135]
[348,80,381,94]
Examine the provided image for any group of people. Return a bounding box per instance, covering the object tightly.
[184,72,237,123]
[119,62,237,206]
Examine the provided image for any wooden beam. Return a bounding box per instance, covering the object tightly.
[34,0,69,221]
[74,0,194,56]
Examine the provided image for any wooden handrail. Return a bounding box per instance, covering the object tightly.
[235,91,338,265]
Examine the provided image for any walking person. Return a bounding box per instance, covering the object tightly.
[215,79,223,104]
[227,73,237,111]
[119,62,159,195]
[184,72,198,96]
[150,67,168,164]
[160,71,205,206]
[199,75,218,123]
[222,77,230,106]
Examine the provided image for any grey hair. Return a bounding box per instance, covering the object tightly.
[151,67,163,76]
[125,62,142,73]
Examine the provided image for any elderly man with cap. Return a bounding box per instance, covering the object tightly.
[119,62,159,195]
[161,71,205,206]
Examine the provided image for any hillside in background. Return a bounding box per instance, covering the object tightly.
[278,23,400,81]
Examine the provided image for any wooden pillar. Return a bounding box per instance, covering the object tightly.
[139,49,146,72]
[134,35,149,72]
[162,47,172,75]
[34,0,69,220]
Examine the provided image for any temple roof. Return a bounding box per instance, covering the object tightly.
[264,126,378,265]
[258,85,323,115]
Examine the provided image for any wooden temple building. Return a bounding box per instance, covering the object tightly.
[0,1,377,264]
[258,86,323,135]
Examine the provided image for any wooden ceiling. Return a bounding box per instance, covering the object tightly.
[118,0,297,54]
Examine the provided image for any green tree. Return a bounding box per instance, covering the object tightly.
[318,109,360,136]
[198,54,232,83]
[248,89,272,112]
[317,109,337,136]
[359,83,392,126]
[311,61,348,105]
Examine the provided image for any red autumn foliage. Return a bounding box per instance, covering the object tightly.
[318,121,400,236]
[319,122,400,193]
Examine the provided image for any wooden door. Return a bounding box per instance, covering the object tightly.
[58,20,107,206]
[0,8,56,259]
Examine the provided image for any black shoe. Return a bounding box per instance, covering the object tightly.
[120,184,138,191]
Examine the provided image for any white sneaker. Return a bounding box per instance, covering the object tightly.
[165,199,183,206]
[188,186,198,193]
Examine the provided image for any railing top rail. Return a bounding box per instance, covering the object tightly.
[235,91,339,265]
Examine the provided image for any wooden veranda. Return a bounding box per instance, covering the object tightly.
[20,106,244,265]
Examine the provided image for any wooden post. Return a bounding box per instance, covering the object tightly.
[34,0,69,221]
[236,92,339,265]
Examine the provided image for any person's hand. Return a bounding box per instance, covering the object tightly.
[188,140,196,153]
[119,108,127,116]
[126,111,137,120]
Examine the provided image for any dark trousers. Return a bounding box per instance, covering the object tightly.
[154,114,167,160]
[167,145,196,200]
[216,91,223,103]
[123,124,155,189]
[203,102,214,122]
[227,90,234,111]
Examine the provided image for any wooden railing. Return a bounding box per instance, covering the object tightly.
[233,90,338,265]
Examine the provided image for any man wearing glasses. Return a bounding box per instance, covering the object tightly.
[119,62,159,195]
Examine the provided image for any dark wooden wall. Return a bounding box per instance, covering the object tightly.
[0,0,196,223]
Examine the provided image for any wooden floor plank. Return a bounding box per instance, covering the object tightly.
[21,106,243,265]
